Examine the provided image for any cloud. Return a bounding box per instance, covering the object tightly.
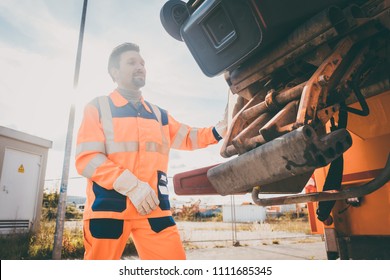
[0,0,80,54]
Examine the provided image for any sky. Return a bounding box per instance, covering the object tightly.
[0,0,252,205]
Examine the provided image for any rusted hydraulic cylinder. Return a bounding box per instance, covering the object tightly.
[207,125,352,196]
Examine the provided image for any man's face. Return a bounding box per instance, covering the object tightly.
[112,50,146,90]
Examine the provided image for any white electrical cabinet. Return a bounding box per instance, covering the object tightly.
[0,126,52,234]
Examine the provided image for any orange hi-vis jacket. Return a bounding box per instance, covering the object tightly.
[75,90,220,220]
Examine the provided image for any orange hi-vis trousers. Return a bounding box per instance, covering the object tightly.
[83,217,186,260]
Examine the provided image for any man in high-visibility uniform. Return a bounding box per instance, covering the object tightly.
[75,42,227,260]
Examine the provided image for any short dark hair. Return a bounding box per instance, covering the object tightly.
[108,42,140,80]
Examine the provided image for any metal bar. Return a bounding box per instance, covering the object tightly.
[232,112,272,154]
[241,82,306,120]
[252,154,390,206]
[295,36,355,127]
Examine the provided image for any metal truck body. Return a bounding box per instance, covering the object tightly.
[161,0,390,259]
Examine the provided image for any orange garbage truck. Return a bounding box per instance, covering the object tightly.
[160,0,390,259]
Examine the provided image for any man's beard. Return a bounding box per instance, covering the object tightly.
[132,76,145,88]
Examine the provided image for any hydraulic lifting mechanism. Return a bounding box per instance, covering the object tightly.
[161,0,390,226]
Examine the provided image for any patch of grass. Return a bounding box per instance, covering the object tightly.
[1,219,138,260]
[0,232,31,259]
[1,219,84,259]
[183,242,201,250]
[29,220,85,259]
[236,224,255,231]
[293,238,318,244]
[1,219,137,260]
[27,221,56,259]
[265,215,311,234]
[1,193,137,260]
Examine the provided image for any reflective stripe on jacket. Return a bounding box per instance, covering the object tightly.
[75,90,219,220]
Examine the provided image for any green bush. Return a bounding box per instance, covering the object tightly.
[65,204,83,220]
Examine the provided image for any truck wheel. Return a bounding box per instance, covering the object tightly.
[160,0,189,41]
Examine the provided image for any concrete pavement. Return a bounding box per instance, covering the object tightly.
[185,238,327,260]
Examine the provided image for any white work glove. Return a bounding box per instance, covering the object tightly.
[214,103,228,139]
[113,170,159,215]
[128,180,160,215]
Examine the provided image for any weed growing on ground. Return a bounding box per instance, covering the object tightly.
[0,217,137,260]
[265,215,311,234]
[0,231,30,259]
[0,220,85,260]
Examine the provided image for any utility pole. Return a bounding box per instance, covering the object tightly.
[52,0,88,260]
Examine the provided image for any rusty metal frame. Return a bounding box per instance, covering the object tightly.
[220,37,356,158]
[295,36,355,127]
[221,82,306,157]
[251,154,390,206]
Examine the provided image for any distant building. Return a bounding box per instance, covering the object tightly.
[223,204,267,223]
[67,196,86,212]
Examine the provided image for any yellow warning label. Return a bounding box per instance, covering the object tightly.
[18,164,25,173]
